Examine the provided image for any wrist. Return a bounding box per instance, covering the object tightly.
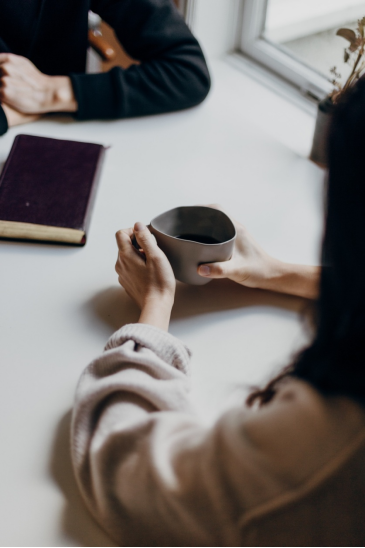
[47,76,77,112]
[139,296,174,331]
[241,256,283,291]
[258,258,288,291]
[145,290,174,307]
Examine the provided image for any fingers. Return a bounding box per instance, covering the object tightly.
[0,62,15,77]
[115,228,142,268]
[198,261,231,279]
[133,222,158,257]
[0,53,24,66]
[0,54,21,76]
[115,229,138,279]
[115,225,156,254]
[0,53,10,65]
[115,227,134,251]
[0,76,13,103]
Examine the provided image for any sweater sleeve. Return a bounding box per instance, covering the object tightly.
[70,0,210,120]
[71,323,244,546]
[70,323,365,546]
[0,105,8,136]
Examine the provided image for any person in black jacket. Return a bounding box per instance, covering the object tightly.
[0,0,210,136]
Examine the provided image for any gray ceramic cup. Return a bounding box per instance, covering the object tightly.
[149,206,236,285]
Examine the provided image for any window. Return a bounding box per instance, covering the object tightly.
[176,0,196,27]
[239,0,365,101]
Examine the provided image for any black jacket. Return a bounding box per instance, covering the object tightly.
[0,0,210,135]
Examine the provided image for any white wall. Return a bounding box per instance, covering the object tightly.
[190,0,241,58]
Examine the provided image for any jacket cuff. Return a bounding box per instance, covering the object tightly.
[70,69,123,120]
[0,105,8,136]
[105,323,192,375]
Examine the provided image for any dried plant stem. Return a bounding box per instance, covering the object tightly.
[344,46,364,91]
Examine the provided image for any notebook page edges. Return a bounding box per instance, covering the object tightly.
[0,220,85,244]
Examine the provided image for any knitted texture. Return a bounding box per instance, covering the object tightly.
[71,324,365,546]
[105,323,191,374]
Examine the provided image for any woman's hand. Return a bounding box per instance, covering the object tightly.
[0,53,77,114]
[115,222,176,330]
[198,209,320,300]
[198,218,276,289]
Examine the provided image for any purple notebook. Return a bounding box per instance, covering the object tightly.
[0,134,105,245]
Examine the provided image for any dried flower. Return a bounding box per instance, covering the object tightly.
[330,18,365,103]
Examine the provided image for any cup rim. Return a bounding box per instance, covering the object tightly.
[150,206,237,246]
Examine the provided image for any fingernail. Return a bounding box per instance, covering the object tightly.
[134,222,146,232]
[199,265,211,276]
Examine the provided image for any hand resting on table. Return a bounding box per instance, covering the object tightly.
[1,103,40,127]
[0,53,77,127]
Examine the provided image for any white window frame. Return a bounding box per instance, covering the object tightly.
[177,0,197,28]
[238,0,333,101]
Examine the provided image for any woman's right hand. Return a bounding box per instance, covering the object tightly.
[198,218,277,289]
[197,210,320,299]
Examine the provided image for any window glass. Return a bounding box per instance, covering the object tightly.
[264,0,365,85]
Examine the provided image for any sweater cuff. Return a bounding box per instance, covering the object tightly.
[70,69,123,120]
[0,105,8,136]
[105,323,192,375]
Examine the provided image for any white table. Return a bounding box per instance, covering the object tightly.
[0,60,324,546]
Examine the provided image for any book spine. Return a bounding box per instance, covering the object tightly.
[79,145,106,245]
[0,134,21,190]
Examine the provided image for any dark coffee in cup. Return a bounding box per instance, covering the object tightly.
[175,234,221,244]
[150,206,236,285]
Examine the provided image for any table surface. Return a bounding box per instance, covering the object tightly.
[0,60,324,546]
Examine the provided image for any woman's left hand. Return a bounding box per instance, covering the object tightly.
[0,53,77,114]
[115,223,176,330]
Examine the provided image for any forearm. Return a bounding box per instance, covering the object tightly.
[71,323,240,546]
[72,0,210,121]
[71,323,193,542]
[260,259,320,300]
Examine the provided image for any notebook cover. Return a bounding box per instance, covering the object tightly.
[0,134,106,245]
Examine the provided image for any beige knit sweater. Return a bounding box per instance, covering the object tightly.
[71,323,365,546]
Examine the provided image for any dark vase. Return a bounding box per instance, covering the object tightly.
[309,96,334,167]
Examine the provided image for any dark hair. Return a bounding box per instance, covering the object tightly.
[248,77,365,407]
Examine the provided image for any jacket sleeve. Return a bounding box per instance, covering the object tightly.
[70,0,211,121]
[0,105,8,136]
